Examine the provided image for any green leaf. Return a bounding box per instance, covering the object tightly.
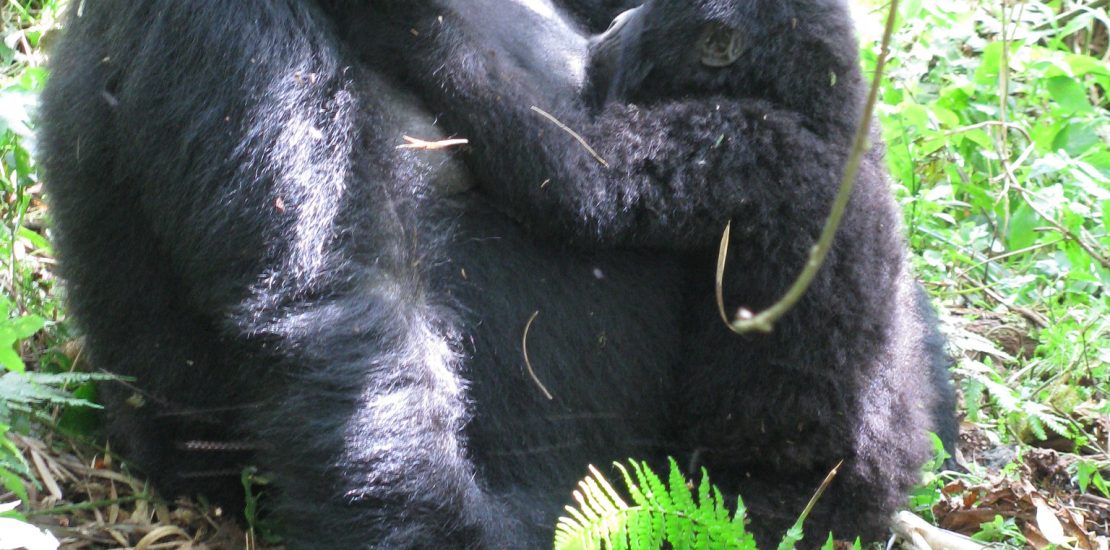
[0,315,44,345]
[17,226,51,254]
[0,310,44,373]
[1057,13,1096,42]
[975,42,1004,85]
[667,458,696,514]
[931,105,959,129]
[0,348,26,374]
[1067,52,1110,78]
[1046,76,1094,114]
[1007,203,1039,251]
[961,129,994,149]
[555,460,760,550]
[1052,121,1102,156]
[0,372,105,409]
[0,467,29,505]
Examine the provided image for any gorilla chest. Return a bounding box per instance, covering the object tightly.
[438,199,684,462]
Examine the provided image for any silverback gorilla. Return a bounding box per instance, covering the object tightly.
[40,0,957,547]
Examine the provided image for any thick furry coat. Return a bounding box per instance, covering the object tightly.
[40,0,955,546]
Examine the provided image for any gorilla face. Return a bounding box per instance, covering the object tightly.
[586,0,863,129]
[586,3,750,108]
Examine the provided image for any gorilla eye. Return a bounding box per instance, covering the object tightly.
[697,22,744,67]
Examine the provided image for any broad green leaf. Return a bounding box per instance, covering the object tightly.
[961,129,993,149]
[0,315,44,373]
[1052,122,1102,156]
[1067,52,1110,78]
[1046,76,1093,114]
[0,468,29,509]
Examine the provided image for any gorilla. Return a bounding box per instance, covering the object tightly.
[39,0,956,547]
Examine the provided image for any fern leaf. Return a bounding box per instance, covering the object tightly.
[615,462,649,507]
[667,457,696,514]
[696,468,713,522]
[713,487,730,524]
[634,460,672,510]
[555,460,758,550]
[776,524,805,550]
[731,495,752,543]
[589,464,629,510]
[619,461,666,542]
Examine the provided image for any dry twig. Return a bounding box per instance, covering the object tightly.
[396,135,469,150]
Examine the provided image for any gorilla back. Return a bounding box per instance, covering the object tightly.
[40,0,955,547]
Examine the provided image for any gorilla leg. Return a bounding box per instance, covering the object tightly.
[680,272,939,543]
[37,0,267,497]
[239,283,518,547]
[668,151,942,542]
[42,177,249,499]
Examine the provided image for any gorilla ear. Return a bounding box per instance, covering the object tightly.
[697,23,744,67]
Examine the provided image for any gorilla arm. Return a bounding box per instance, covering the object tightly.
[359,0,866,251]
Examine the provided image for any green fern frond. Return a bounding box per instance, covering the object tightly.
[554,459,756,550]
[0,371,116,410]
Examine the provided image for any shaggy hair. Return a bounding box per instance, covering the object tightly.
[39,0,955,546]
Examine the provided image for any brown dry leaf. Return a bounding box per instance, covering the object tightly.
[30,447,63,501]
[1024,449,1074,493]
[134,525,191,550]
[934,478,1038,534]
[1061,506,1096,550]
[1024,521,1051,550]
[962,311,1038,358]
[1034,500,1068,545]
[108,479,119,525]
[11,435,278,550]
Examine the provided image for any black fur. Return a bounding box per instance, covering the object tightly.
[561,0,643,32]
[40,0,956,547]
[365,0,958,540]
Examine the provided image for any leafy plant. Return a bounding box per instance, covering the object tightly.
[0,303,42,375]
[0,4,85,537]
[554,458,843,550]
[908,433,956,522]
[971,514,1027,546]
[555,458,756,550]
[1075,459,1110,499]
[0,363,112,506]
[241,466,283,546]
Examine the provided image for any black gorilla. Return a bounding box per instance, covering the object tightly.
[40,0,956,547]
